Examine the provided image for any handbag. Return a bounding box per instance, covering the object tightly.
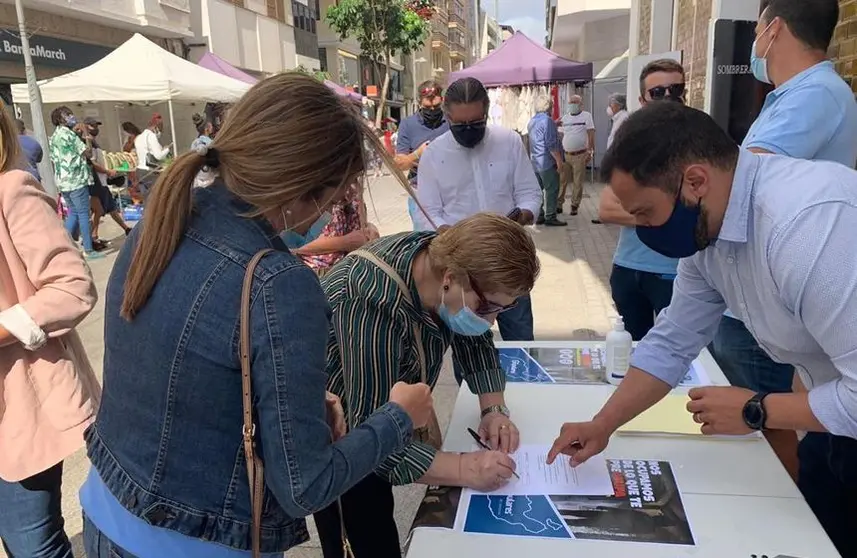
[240,249,356,558]
[350,249,443,450]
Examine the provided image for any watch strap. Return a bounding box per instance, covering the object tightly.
[481,404,510,418]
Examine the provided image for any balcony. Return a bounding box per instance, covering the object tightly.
[447,11,465,28]
[449,46,464,59]
[24,0,193,37]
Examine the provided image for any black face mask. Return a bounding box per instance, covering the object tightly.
[89,127,99,137]
[450,122,487,149]
[420,106,444,129]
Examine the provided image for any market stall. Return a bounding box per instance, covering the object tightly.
[12,34,252,154]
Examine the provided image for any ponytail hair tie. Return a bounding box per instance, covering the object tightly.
[194,144,220,168]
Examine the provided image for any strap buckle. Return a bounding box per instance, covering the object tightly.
[243,423,256,439]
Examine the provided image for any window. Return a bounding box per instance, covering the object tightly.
[292,1,317,33]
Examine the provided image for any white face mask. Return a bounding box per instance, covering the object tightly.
[606,106,614,117]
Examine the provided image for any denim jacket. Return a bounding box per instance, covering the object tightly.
[86,182,414,553]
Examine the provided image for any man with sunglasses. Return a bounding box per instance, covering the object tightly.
[598,59,686,342]
[395,81,450,231]
[708,0,857,482]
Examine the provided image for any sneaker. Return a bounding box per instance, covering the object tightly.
[85,250,106,260]
[536,215,546,225]
[544,218,568,227]
[557,206,564,214]
[570,206,579,216]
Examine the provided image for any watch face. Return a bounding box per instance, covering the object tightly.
[743,401,763,429]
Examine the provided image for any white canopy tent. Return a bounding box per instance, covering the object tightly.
[12,33,252,147]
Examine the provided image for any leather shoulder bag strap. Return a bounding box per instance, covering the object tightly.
[240,248,274,558]
[350,249,428,382]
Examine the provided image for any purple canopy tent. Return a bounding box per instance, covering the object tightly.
[448,32,593,87]
[197,52,259,84]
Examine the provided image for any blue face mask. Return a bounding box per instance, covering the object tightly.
[438,289,492,337]
[635,185,709,259]
[750,21,775,85]
[65,115,78,128]
[569,103,581,114]
[281,211,332,249]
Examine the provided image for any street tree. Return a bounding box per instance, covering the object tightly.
[326,0,429,126]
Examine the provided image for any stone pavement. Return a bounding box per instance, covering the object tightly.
[4,175,618,557]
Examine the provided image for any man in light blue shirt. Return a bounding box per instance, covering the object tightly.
[709,0,857,479]
[549,103,857,558]
[599,59,686,340]
[527,95,566,227]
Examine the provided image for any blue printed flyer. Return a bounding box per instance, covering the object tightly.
[500,346,710,387]
[410,460,695,546]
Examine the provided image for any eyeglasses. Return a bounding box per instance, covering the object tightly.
[449,118,487,128]
[467,274,518,316]
[647,83,686,101]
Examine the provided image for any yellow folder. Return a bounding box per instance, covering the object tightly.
[618,394,701,436]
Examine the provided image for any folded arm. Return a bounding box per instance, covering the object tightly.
[0,174,96,350]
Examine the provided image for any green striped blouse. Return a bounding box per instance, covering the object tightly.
[321,231,507,485]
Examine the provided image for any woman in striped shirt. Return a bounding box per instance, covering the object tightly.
[315,212,540,558]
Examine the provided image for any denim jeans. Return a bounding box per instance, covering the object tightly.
[83,515,137,557]
[453,294,534,385]
[535,167,560,220]
[609,265,674,341]
[708,315,793,393]
[62,186,93,252]
[0,462,73,558]
[797,432,857,558]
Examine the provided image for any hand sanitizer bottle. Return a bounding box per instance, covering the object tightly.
[605,316,633,385]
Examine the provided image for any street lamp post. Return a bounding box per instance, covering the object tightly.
[14,0,56,196]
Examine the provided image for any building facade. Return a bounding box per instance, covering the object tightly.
[0,0,191,105]
[829,0,857,93]
[190,0,314,76]
[546,0,630,76]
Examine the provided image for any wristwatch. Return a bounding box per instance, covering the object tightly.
[481,404,510,419]
[742,392,770,431]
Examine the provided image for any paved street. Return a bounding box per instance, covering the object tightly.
[6,175,618,557]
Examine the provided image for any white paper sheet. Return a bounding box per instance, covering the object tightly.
[474,444,615,496]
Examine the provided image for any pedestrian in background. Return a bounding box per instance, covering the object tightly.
[395,80,450,231]
[417,77,542,384]
[81,118,132,243]
[528,94,566,227]
[190,112,214,152]
[133,113,170,197]
[293,182,380,277]
[15,118,42,182]
[0,101,100,558]
[557,94,595,216]
[81,72,433,558]
[605,93,629,149]
[48,106,104,260]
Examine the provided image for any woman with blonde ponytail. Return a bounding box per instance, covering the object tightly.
[80,73,434,557]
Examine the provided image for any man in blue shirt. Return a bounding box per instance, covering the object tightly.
[527,95,566,227]
[598,59,686,340]
[16,119,42,182]
[549,103,857,558]
[395,80,450,231]
[708,0,857,480]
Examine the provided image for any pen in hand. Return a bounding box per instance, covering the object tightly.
[467,427,520,479]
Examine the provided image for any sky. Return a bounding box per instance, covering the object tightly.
[491,0,546,44]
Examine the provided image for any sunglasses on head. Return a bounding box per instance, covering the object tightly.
[467,275,517,317]
[647,83,686,101]
[420,87,441,98]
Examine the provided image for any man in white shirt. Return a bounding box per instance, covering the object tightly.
[557,94,595,216]
[418,77,542,373]
[134,113,171,197]
[606,93,629,149]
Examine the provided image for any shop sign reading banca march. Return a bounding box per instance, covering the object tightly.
[0,30,112,69]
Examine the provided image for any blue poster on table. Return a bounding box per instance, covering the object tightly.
[461,460,695,545]
[499,346,709,387]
